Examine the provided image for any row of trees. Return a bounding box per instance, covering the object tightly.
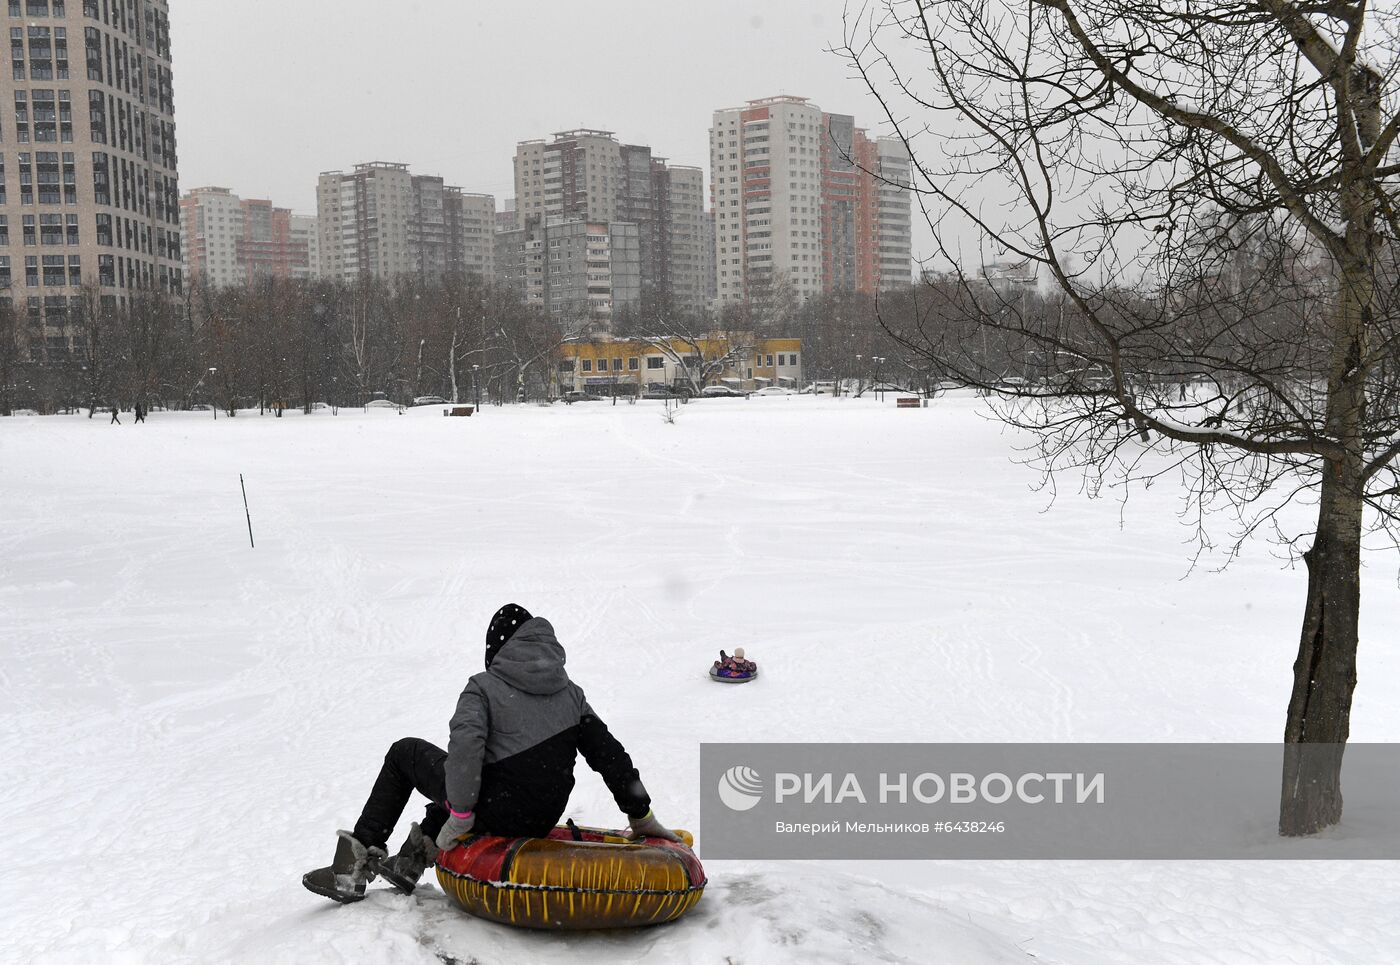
[0,271,975,416]
[0,276,569,416]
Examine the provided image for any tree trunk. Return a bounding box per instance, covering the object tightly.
[448,331,460,403]
[1280,465,1362,835]
[1280,251,1371,836]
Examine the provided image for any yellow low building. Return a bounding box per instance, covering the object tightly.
[557,334,803,396]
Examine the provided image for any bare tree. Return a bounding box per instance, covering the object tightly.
[0,299,17,416]
[846,0,1400,834]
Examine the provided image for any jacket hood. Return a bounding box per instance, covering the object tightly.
[486,617,570,695]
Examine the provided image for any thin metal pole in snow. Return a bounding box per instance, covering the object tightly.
[240,474,255,549]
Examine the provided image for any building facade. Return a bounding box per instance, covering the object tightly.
[512,130,708,315]
[494,215,640,325]
[710,95,912,307]
[180,187,318,286]
[556,333,803,396]
[317,162,494,285]
[2,0,182,358]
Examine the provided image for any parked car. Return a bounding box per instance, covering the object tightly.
[563,391,604,403]
[412,395,449,406]
[751,386,793,396]
[365,399,400,410]
[700,384,745,397]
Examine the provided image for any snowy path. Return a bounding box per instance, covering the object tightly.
[2,396,1398,963]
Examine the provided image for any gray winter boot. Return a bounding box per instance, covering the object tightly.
[375,822,440,895]
[302,830,386,903]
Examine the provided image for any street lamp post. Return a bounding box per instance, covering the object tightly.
[855,354,863,398]
[472,363,480,413]
[873,357,886,402]
[190,365,218,418]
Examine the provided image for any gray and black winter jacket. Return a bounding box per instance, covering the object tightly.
[444,617,651,837]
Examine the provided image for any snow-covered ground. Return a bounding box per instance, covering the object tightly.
[3,394,1398,964]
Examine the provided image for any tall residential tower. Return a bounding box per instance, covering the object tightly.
[512,130,708,316]
[181,187,319,286]
[316,162,494,286]
[710,96,912,307]
[3,0,182,357]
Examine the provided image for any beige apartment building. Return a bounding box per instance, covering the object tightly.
[317,162,494,286]
[2,0,182,359]
[710,95,912,306]
[512,130,708,315]
[181,186,319,287]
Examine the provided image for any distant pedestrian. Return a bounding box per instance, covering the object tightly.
[110,404,121,425]
[134,404,146,423]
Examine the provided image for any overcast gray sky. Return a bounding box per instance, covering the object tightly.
[170,0,927,251]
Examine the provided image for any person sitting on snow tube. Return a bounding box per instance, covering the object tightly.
[712,648,756,677]
[303,604,682,904]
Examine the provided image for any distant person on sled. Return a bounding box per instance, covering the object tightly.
[303,604,681,903]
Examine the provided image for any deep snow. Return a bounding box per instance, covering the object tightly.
[3,394,1398,964]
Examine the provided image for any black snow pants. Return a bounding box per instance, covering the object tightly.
[352,737,449,850]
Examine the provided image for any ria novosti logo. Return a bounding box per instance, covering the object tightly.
[718,765,764,811]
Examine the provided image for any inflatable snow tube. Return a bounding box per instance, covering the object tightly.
[710,667,758,683]
[435,824,706,930]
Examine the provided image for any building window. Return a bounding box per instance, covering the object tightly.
[24,254,37,286]
[66,253,78,285]
[646,356,664,370]
[22,214,34,245]
[789,353,798,368]
[0,255,9,288]
[766,355,774,367]
[581,359,591,372]
[628,357,638,371]
[777,354,786,366]
[41,253,63,285]
[612,358,622,371]
[97,252,112,286]
[94,211,110,245]
[35,151,59,203]
[90,150,108,204]
[39,212,60,244]
[87,87,104,143]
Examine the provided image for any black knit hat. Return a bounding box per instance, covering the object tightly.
[485,603,533,668]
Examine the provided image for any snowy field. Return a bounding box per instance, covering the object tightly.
[3,394,1399,964]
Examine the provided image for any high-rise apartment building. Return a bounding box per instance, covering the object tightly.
[180,187,318,286]
[290,214,320,280]
[317,162,494,285]
[2,0,181,357]
[495,198,517,232]
[512,130,707,314]
[494,216,640,325]
[667,165,710,312]
[710,96,912,306]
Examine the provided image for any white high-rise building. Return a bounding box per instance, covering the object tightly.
[180,187,318,287]
[290,215,320,280]
[181,187,243,289]
[317,162,494,285]
[710,95,912,305]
